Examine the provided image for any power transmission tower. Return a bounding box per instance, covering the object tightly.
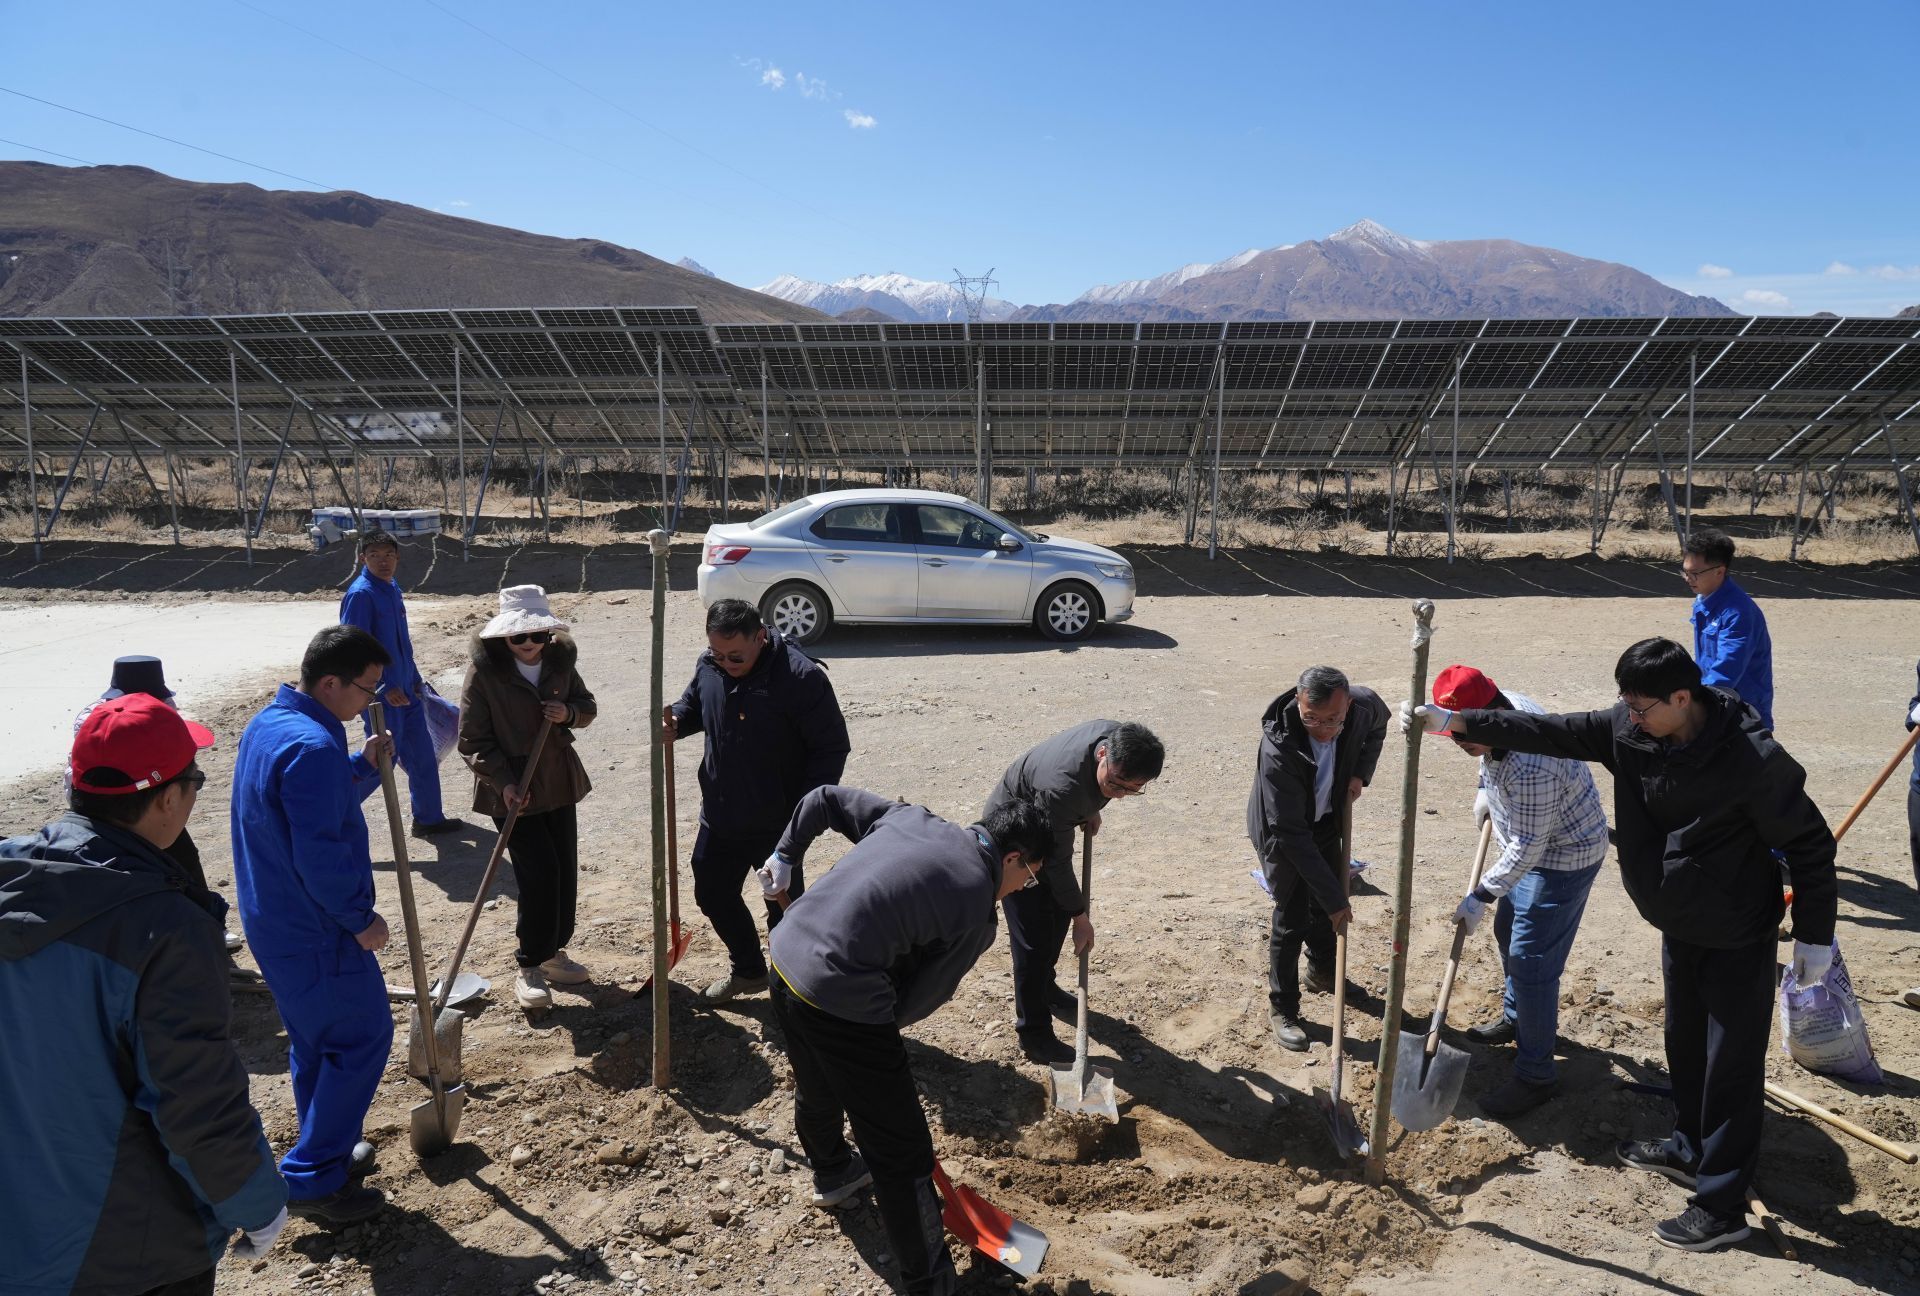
[949,267,997,323]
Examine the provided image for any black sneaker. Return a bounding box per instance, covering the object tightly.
[811,1153,873,1209]
[1478,1075,1559,1118]
[1019,1033,1074,1066]
[1466,1016,1516,1046]
[1616,1139,1698,1188]
[1268,1011,1309,1052]
[1654,1204,1750,1252]
[1304,965,1375,1005]
[288,1184,385,1226]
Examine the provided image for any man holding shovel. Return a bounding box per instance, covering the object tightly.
[764,785,1053,1296]
[986,719,1164,1065]
[1428,664,1609,1117]
[664,599,849,1005]
[1406,638,1836,1252]
[231,625,396,1226]
[1249,666,1388,1051]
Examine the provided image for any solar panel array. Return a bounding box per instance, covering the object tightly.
[3,309,1917,473]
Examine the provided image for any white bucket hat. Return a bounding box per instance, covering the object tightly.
[480,585,571,639]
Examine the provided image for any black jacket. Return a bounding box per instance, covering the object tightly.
[770,787,1002,1027]
[1247,685,1389,918]
[0,815,285,1294]
[1458,688,1837,949]
[671,631,851,838]
[983,719,1116,915]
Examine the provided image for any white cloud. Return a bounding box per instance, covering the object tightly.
[1868,264,1920,281]
[1740,289,1791,308]
[1697,263,1733,278]
[761,66,785,89]
[844,109,876,130]
[1824,261,1858,276]
[797,73,836,101]
[447,199,471,209]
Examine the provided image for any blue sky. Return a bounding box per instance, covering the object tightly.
[4,0,1918,314]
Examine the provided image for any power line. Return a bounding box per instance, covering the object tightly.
[0,85,335,188]
[0,136,99,166]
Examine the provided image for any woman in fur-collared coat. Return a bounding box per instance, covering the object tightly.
[457,585,597,1011]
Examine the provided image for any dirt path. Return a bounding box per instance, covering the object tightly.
[6,547,1917,1296]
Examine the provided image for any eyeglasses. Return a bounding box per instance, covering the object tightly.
[1105,773,1151,796]
[172,766,207,794]
[1620,695,1668,721]
[712,650,754,665]
[343,675,385,697]
[508,631,552,646]
[1019,858,1041,890]
[1681,563,1724,584]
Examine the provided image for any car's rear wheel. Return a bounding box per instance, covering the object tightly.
[1033,580,1099,642]
[761,581,833,646]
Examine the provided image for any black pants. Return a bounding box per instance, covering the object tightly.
[1267,818,1341,1017]
[1907,779,1920,891]
[1003,883,1072,1039]
[769,977,954,1295]
[691,823,801,979]
[495,804,578,968]
[138,1269,215,1296]
[1660,933,1776,1220]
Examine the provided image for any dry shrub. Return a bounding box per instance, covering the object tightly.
[1393,532,1446,559]
[558,516,620,547]
[93,510,148,541]
[1813,519,1918,564]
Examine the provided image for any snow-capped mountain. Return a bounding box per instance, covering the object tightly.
[676,257,717,277]
[753,271,1019,323]
[1075,247,1272,307]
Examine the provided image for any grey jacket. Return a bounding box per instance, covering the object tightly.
[983,718,1116,915]
[769,787,1004,1027]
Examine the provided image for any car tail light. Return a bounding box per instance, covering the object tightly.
[706,543,751,565]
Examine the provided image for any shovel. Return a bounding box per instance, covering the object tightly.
[1391,817,1495,1132]
[638,729,693,993]
[386,971,489,1007]
[931,1160,1048,1280]
[370,703,466,1156]
[1833,727,1920,844]
[430,719,554,1015]
[1314,800,1368,1160]
[1046,829,1117,1122]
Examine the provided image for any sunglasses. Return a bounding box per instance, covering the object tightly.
[173,766,207,793]
[508,631,553,646]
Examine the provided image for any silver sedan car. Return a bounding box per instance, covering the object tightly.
[696,488,1136,645]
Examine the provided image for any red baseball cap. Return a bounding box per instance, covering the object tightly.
[1433,664,1499,711]
[70,693,216,795]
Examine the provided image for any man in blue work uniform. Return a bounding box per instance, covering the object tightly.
[231,625,395,1226]
[340,528,459,836]
[1683,528,1774,730]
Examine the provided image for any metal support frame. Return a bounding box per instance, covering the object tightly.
[1789,462,1809,560]
[250,405,298,539]
[1386,460,1399,555]
[1685,349,1696,532]
[20,350,41,561]
[657,340,669,529]
[1447,355,1461,563]
[456,343,467,562]
[1884,420,1920,557]
[230,351,252,567]
[1208,349,1223,560]
[162,447,181,546]
[44,406,102,541]
[1588,460,1630,553]
[464,402,509,551]
[540,446,551,539]
[974,357,988,508]
[760,357,771,514]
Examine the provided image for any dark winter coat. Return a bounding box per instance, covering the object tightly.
[770,787,1004,1028]
[1246,685,1389,919]
[670,631,850,839]
[0,815,285,1294]
[458,633,597,818]
[983,719,1116,915]
[1457,687,1836,948]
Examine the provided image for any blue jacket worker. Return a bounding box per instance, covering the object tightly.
[340,528,458,834]
[0,694,288,1294]
[1410,637,1836,1254]
[1683,528,1774,730]
[765,786,1053,1296]
[664,598,849,1006]
[231,624,397,1227]
[984,718,1163,1065]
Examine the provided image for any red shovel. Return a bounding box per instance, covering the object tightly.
[932,1161,1048,1280]
[639,731,693,992]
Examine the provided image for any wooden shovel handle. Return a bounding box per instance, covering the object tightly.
[1765,1080,1918,1164]
[1832,727,1920,844]
[1328,800,1355,1104]
[1426,817,1496,1057]
[371,704,444,1090]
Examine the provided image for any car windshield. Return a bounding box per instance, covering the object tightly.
[972,506,1039,543]
[748,498,813,529]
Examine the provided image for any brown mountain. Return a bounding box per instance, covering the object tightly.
[0,161,825,322]
[1899,304,1920,319]
[1015,220,1734,322]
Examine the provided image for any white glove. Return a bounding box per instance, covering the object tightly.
[1790,939,1833,987]
[756,852,792,899]
[1909,701,1920,726]
[1473,789,1490,829]
[229,1206,288,1260]
[1454,894,1486,935]
[1399,700,1454,736]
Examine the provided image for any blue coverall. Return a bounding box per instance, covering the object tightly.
[230,685,392,1201]
[341,566,445,824]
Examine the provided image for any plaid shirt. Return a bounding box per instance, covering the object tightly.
[1477,690,1610,898]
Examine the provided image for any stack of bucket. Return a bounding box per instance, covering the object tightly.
[309,507,443,550]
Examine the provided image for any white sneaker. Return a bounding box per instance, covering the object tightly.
[539,952,591,985]
[515,967,552,1010]
[224,930,244,953]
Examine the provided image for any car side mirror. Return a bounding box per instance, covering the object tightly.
[996,532,1023,552]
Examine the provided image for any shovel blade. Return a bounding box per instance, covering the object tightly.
[408,1082,467,1157]
[1313,1088,1369,1160]
[1048,1062,1118,1123]
[638,921,694,994]
[932,1163,1047,1280]
[407,1006,466,1085]
[1391,1032,1470,1132]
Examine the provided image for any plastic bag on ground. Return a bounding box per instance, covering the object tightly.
[421,682,461,765]
[1778,940,1883,1084]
